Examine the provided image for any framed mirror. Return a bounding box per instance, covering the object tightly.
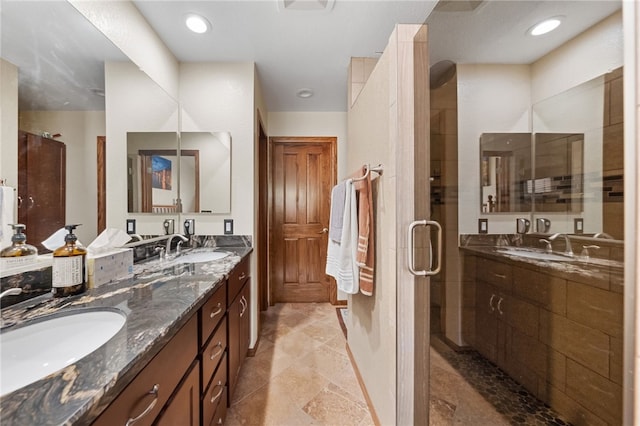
[127,131,231,214]
[479,133,532,213]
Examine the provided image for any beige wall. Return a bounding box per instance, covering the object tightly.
[179,62,256,236]
[268,111,347,177]
[0,59,18,249]
[347,35,396,425]
[105,61,180,235]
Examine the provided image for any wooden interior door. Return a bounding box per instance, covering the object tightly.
[270,137,336,303]
[18,131,66,253]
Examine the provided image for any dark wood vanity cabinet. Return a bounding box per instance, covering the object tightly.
[92,254,252,426]
[155,360,201,426]
[93,315,198,426]
[227,256,251,402]
[467,250,623,425]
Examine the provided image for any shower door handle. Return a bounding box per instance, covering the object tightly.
[407,220,442,277]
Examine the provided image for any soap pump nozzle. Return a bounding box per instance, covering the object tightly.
[10,224,27,243]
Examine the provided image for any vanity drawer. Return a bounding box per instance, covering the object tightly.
[202,353,228,426]
[93,315,197,426]
[476,257,512,291]
[228,256,250,304]
[202,317,227,386]
[210,389,228,426]
[200,283,227,346]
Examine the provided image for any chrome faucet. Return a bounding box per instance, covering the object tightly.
[128,233,144,242]
[594,232,614,239]
[166,234,189,256]
[548,233,574,256]
[539,239,553,253]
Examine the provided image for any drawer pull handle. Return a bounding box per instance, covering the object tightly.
[238,272,246,281]
[240,296,247,317]
[210,303,223,319]
[497,297,504,315]
[210,343,224,360]
[493,273,507,279]
[210,381,224,404]
[489,294,496,312]
[125,384,159,426]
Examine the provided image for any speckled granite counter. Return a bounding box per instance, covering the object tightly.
[460,234,623,292]
[0,246,251,426]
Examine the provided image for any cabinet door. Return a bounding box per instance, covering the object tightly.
[18,131,66,253]
[227,292,242,401]
[239,280,251,367]
[154,361,200,426]
[475,281,498,363]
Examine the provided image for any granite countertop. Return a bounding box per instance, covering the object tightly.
[0,246,252,426]
[460,245,623,292]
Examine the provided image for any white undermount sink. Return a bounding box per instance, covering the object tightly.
[497,247,576,262]
[0,308,126,396]
[175,251,229,263]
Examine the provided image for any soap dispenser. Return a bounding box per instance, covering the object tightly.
[52,224,87,298]
[0,224,38,268]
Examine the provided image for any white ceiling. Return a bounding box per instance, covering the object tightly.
[0,0,622,113]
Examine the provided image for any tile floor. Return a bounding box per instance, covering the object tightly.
[227,304,570,426]
[226,303,375,425]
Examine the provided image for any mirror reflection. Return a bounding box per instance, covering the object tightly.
[127,131,231,214]
[533,132,584,213]
[480,133,531,213]
[532,68,623,238]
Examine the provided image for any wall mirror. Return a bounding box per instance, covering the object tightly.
[0,1,131,247]
[533,132,584,213]
[127,131,231,214]
[532,68,623,239]
[479,133,532,213]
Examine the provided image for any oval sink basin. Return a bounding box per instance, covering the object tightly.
[0,308,126,396]
[497,247,576,262]
[176,251,229,263]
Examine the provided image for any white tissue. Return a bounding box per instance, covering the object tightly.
[42,228,78,251]
[87,228,132,255]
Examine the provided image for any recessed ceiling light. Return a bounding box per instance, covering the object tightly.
[185,14,210,34]
[297,88,314,99]
[528,17,563,36]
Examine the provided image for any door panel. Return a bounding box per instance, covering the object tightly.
[18,131,66,253]
[271,138,335,303]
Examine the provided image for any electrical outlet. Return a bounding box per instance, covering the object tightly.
[478,218,488,234]
[126,219,136,234]
[224,219,234,235]
[574,218,584,234]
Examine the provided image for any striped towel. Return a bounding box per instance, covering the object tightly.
[352,167,374,296]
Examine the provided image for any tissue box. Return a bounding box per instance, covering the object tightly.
[87,248,134,288]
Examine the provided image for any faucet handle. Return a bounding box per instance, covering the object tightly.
[580,244,600,259]
[155,246,166,259]
[539,239,552,253]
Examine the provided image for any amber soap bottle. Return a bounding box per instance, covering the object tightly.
[52,224,87,297]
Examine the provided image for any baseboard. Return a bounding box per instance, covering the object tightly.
[345,342,381,426]
[247,335,260,357]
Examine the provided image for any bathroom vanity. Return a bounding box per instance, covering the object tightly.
[461,238,623,425]
[0,245,252,426]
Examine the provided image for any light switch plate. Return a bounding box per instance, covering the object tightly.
[478,218,488,234]
[126,219,136,234]
[224,219,234,235]
[574,218,584,234]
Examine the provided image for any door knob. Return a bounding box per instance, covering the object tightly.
[317,228,329,234]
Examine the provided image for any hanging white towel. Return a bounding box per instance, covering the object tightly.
[328,181,346,242]
[326,179,359,294]
[0,186,16,250]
